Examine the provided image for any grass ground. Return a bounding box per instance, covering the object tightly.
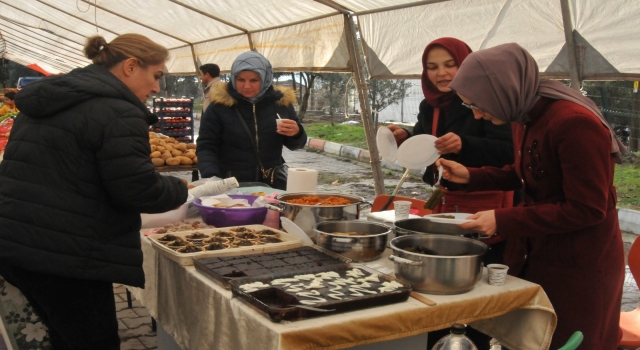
[304,122,640,211]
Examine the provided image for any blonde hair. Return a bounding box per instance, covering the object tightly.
[83,34,169,69]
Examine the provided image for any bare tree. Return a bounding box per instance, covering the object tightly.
[297,72,318,122]
[368,79,412,126]
[317,73,349,126]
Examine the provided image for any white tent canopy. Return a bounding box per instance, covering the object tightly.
[2,0,639,80]
[2,0,639,195]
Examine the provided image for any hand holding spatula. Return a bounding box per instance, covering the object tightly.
[424,165,445,209]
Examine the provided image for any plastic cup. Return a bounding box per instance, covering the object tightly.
[393,201,412,221]
[487,264,509,286]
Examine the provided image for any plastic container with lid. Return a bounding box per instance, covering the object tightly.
[431,324,478,350]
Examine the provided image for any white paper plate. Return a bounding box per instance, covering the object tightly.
[280,217,314,246]
[376,127,398,163]
[424,213,474,224]
[396,134,438,169]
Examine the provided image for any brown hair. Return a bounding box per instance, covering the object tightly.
[83,34,169,69]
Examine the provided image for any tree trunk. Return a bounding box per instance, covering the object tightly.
[633,89,640,151]
[290,72,298,102]
[298,74,315,122]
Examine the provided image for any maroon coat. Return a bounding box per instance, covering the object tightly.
[468,97,624,349]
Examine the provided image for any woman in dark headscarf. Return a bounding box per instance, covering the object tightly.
[196,51,307,189]
[440,43,625,349]
[386,38,515,218]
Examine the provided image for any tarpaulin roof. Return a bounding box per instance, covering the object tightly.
[1,0,639,80]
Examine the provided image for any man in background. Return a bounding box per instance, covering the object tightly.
[198,63,220,119]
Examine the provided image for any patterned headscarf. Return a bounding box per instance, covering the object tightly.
[449,43,625,161]
[421,37,473,108]
[230,51,273,103]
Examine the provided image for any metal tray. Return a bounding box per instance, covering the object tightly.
[148,225,302,266]
[229,264,412,322]
[193,245,352,289]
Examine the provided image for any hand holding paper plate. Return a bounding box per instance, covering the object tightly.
[376,127,398,164]
[396,134,439,169]
[376,127,439,169]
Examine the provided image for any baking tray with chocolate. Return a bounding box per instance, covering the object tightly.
[193,246,352,289]
[228,264,411,322]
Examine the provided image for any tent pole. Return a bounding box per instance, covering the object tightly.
[343,14,386,196]
[560,0,581,91]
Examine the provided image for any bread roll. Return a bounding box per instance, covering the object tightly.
[149,132,158,139]
[184,151,196,159]
[152,158,165,166]
[171,150,183,157]
[161,151,172,160]
[150,151,162,158]
[180,156,193,165]
[175,143,187,152]
[186,143,196,150]
[165,157,181,166]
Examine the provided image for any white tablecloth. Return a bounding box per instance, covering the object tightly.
[130,234,556,350]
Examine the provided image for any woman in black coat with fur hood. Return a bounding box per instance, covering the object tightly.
[196,51,307,190]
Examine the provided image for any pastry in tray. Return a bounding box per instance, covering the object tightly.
[230,264,412,322]
[193,246,351,288]
[146,221,216,235]
[148,225,304,266]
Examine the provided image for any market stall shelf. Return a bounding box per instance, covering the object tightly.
[151,98,194,143]
[148,225,303,266]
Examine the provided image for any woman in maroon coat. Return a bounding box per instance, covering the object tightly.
[439,43,626,349]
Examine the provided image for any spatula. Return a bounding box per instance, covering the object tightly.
[381,168,411,211]
[424,165,445,210]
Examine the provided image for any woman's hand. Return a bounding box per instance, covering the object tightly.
[458,210,497,236]
[436,158,470,184]
[435,132,462,154]
[384,124,409,145]
[277,119,299,137]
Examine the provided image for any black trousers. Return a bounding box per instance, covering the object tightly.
[0,263,120,350]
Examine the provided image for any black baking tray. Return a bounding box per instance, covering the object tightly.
[193,246,352,289]
[228,264,411,322]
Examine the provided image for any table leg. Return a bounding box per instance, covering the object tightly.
[191,170,199,182]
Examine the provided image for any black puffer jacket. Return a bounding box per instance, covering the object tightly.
[0,64,188,287]
[412,96,514,189]
[197,82,307,181]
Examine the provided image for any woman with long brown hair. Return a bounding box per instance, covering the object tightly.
[0,34,188,349]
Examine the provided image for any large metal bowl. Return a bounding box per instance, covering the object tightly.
[314,221,390,262]
[389,234,487,295]
[393,218,474,238]
[273,192,366,239]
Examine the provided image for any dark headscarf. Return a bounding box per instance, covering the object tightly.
[449,43,625,162]
[230,51,273,103]
[421,37,473,108]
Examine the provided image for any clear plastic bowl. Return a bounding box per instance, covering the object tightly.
[140,194,194,229]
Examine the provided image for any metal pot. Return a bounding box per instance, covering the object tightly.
[271,192,366,239]
[389,234,487,295]
[314,221,390,262]
[393,218,474,238]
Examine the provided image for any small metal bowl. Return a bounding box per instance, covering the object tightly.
[313,221,391,262]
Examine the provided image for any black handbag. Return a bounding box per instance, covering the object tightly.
[233,108,288,190]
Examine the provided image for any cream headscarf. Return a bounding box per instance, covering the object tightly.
[449,43,625,162]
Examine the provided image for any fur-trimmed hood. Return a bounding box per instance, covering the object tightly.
[209,81,297,107]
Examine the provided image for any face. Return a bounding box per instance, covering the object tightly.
[199,70,211,85]
[125,60,164,102]
[425,46,459,93]
[235,71,261,99]
[458,93,506,125]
